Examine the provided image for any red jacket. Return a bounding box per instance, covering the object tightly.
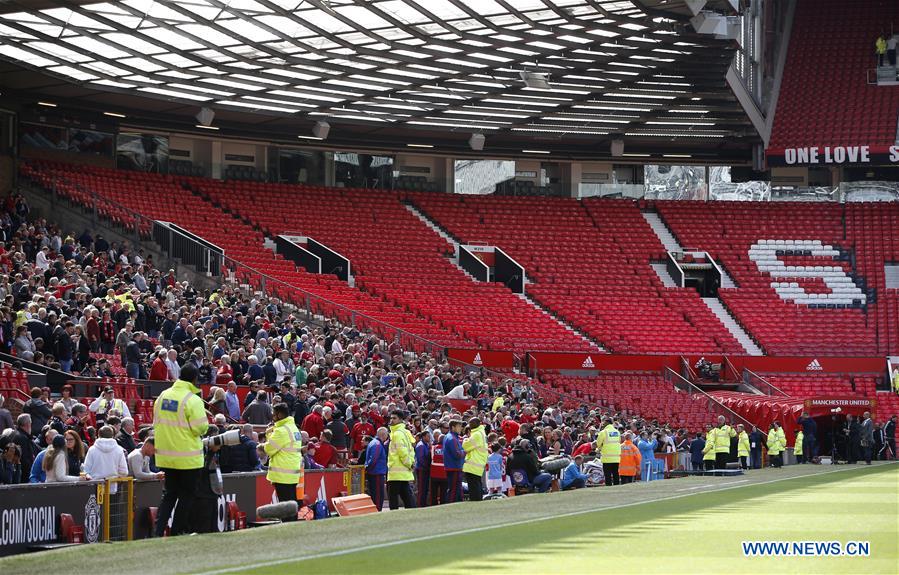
[149,357,169,381]
[302,412,324,439]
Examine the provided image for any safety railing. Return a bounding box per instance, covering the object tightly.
[99,477,134,543]
[664,367,753,428]
[743,368,788,397]
[25,168,450,359]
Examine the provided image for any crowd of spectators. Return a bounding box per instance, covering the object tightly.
[0,190,895,507]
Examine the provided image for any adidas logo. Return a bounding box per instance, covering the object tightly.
[582,356,595,368]
[806,359,823,371]
[473,353,483,365]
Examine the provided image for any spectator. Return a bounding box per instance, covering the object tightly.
[117,417,137,454]
[28,428,59,483]
[64,430,86,476]
[313,429,338,468]
[302,404,325,438]
[83,425,128,482]
[149,349,169,380]
[43,434,84,482]
[0,393,13,434]
[128,437,164,480]
[22,387,52,437]
[59,385,77,415]
[66,403,92,447]
[0,441,21,484]
[224,380,241,421]
[242,391,273,425]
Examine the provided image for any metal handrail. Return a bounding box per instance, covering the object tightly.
[28,167,449,357]
[743,368,788,397]
[664,367,753,428]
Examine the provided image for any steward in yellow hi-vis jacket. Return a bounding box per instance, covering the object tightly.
[595,417,622,485]
[736,424,750,470]
[263,403,302,518]
[710,415,737,470]
[152,363,209,537]
[463,418,488,501]
[386,410,415,510]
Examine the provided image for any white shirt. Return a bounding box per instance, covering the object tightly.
[35,250,50,271]
[446,385,467,399]
[331,339,344,354]
[127,449,157,480]
[165,358,181,380]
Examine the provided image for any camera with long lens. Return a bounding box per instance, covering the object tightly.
[202,429,241,448]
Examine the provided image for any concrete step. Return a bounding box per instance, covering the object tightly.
[518,292,603,351]
[701,297,764,355]
[651,263,679,288]
[642,211,682,252]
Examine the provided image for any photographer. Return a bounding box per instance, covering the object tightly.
[193,427,225,534]
[153,362,209,537]
[261,402,302,519]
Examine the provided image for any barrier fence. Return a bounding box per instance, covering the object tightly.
[0,468,364,557]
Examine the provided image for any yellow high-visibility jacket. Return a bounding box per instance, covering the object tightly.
[265,417,302,485]
[387,423,414,481]
[153,379,209,469]
[462,425,488,476]
[595,424,622,463]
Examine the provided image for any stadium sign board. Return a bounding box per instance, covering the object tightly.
[766,145,899,166]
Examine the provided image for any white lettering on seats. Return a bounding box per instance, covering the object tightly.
[748,240,866,306]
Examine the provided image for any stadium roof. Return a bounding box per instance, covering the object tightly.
[0,0,756,160]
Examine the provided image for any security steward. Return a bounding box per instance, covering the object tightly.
[462,417,487,501]
[711,415,737,470]
[595,417,622,485]
[261,402,302,520]
[153,362,209,536]
[387,410,416,510]
[702,424,716,471]
[736,424,750,470]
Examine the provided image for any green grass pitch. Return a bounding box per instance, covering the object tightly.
[2,462,896,575]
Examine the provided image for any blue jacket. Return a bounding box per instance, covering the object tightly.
[637,438,657,464]
[442,432,464,471]
[221,435,260,473]
[365,438,387,475]
[415,441,431,471]
[30,449,47,483]
[561,462,588,489]
[689,437,706,462]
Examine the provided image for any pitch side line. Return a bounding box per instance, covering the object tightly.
[196,462,896,575]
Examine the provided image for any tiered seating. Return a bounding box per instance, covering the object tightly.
[769,0,899,150]
[0,365,31,395]
[20,161,463,351]
[189,179,592,353]
[758,373,877,397]
[410,193,744,354]
[543,372,716,431]
[656,201,877,356]
[845,203,899,355]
